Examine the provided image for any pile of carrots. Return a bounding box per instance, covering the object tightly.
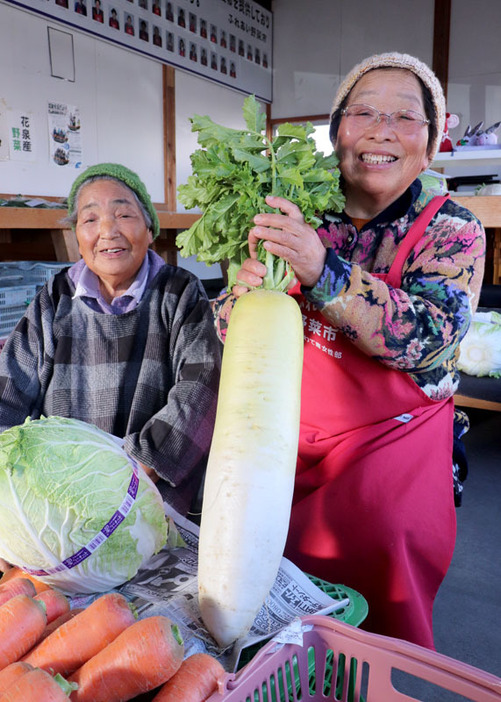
[0,567,226,701]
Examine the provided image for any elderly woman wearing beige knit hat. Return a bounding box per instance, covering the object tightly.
[0,163,222,517]
[216,53,486,649]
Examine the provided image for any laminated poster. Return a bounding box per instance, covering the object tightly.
[48,101,83,168]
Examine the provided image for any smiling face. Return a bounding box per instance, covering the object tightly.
[334,68,431,218]
[75,179,153,301]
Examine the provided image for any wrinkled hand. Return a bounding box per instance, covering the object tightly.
[232,195,326,297]
[0,558,13,574]
[138,461,159,483]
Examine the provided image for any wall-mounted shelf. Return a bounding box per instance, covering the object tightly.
[432,149,501,169]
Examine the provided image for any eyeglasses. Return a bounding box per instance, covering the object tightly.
[340,103,430,134]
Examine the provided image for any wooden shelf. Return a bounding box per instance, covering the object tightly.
[452,195,501,228]
[0,207,200,264]
[432,149,501,169]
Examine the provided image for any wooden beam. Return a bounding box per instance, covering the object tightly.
[163,65,177,210]
[433,0,451,101]
[50,229,80,262]
[454,394,501,413]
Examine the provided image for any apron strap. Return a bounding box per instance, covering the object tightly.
[386,194,450,288]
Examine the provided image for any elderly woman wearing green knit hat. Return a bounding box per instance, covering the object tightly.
[215,53,486,649]
[0,163,222,517]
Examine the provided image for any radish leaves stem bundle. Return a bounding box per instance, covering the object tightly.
[176,95,344,290]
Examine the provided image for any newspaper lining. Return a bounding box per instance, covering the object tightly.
[71,504,349,671]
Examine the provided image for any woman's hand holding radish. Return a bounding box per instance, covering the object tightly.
[233,195,327,296]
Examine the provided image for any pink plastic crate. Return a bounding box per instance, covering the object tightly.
[207,615,501,701]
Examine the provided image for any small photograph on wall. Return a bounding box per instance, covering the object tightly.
[189,12,196,33]
[189,42,197,62]
[178,37,185,57]
[138,0,148,9]
[210,51,217,71]
[166,31,174,51]
[139,18,149,41]
[200,18,207,38]
[177,7,185,28]
[152,0,161,16]
[166,1,173,21]
[74,0,87,15]
[220,56,227,75]
[124,12,135,35]
[210,24,217,43]
[109,7,120,29]
[200,47,207,66]
[152,24,161,46]
[92,0,104,22]
[220,30,227,48]
[55,0,69,8]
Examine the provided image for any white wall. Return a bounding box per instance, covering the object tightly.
[0,1,165,200]
[448,0,501,142]
[3,0,501,275]
[271,0,435,120]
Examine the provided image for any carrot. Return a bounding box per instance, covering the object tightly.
[34,589,70,624]
[0,567,52,594]
[23,592,136,676]
[68,615,184,702]
[0,661,34,695]
[38,609,85,644]
[0,595,46,670]
[0,579,36,607]
[151,652,225,702]
[1,668,77,701]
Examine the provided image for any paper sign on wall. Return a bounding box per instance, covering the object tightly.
[48,101,83,168]
[8,110,35,162]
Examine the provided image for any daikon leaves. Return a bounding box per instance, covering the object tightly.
[177,95,344,290]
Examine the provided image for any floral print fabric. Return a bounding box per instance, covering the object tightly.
[214,180,486,401]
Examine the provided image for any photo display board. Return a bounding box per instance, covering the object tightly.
[6,0,273,102]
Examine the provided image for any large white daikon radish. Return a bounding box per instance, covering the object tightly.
[198,288,303,648]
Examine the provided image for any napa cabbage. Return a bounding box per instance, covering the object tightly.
[0,416,168,594]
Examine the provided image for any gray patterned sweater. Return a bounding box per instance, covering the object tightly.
[0,264,222,515]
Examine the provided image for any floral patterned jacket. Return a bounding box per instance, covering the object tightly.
[214,179,486,400]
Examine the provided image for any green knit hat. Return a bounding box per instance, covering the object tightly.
[67,162,160,239]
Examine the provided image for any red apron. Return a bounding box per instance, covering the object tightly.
[285,196,456,649]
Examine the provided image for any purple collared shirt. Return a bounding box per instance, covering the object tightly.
[68,249,166,314]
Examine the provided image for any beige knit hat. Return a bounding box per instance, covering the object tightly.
[330,52,446,159]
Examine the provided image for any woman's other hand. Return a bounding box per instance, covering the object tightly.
[232,257,268,297]
[231,195,326,297]
[138,460,159,483]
